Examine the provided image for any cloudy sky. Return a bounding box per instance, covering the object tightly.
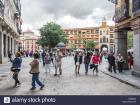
[21,0,115,35]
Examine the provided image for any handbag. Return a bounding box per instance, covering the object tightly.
[11,67,16,72]
[90,64,95,69]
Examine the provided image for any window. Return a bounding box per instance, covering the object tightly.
[81,32,84,34]
[110,34,114,38]
[107,30,109,35]
[95,30,99,34]
[107,38,108,43]
[100,38,102,43]
[78,31,81,34]
[91,30,94,34]
[103,36,106,43]
[100,31,102,35]
[110,39,114,43]
[110,28,113,31]
[74,31,77,35]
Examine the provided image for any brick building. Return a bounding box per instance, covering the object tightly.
[64,21,115,52]
[20,29,40,53]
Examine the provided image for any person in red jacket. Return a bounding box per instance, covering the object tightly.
[92,53,100,75]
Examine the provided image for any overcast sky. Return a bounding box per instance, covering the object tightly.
[21,0,115,35]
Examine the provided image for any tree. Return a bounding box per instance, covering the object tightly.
[83,39,96,50]
[127,31,133,49]
[37,22,67,50]
[70,43,76,50]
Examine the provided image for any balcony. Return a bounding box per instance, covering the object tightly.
[132,0,140,15]
[115,3,130,23]
[0,0,4,19]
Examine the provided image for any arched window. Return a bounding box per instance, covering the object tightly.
[103,36,106,43]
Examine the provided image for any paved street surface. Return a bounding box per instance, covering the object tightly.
[0,56,140,95]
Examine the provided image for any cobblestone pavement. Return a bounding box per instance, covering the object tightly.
[0,56,140,95]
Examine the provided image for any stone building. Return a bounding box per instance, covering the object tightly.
[64,21,115,52]
[113,0,140,76]
[20,29,39,53]
[0,0,22,64]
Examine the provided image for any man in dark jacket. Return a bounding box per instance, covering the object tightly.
[107,53,116,73]
[41,51,46,67]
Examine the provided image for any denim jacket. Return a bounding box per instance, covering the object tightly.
[11,57,22,69]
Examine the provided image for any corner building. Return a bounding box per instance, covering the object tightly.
[0,0,22,64]
[114,0,140,76]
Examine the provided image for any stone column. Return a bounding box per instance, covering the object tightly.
[6,34,8,57]
[131,17,140,76]
[115,30,128,70]
[9,36,11,53]
[10,37,13,54]
[0,31,3,64]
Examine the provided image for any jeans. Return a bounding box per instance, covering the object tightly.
[55,62,62,75]
[93,65,98,73]
[32,74,44,88]
[13,71,20,85]
[85,63,89,73]
[108,63,116,73]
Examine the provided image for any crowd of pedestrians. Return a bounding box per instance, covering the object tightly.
[9,49,133,90]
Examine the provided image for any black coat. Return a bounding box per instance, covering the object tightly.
[107,54,115,65]
[74,55,82,64]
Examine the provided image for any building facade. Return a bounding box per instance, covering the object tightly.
[114,0,140,76]
[64,21,115,52]
[20,29,39,53]
[0,0,22,64]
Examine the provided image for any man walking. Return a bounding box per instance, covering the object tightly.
[107,53,116,73]
[54,49,62,76]
[41,51,46,67]
[116,53,124,73]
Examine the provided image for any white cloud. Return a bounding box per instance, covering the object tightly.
[21,0,115,35]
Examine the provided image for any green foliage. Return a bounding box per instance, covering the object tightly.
[83,39,95,49]
[70,43,76,50]
[37,22,67,49]
[127,31,133,49]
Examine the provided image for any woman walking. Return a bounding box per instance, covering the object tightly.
[44,53,51,73]
[74,52,82,75]
[84,52,91,75]
[29,53,44,90]
[127,52,133,70]
[10,52,22,87]
[92,53,100,75]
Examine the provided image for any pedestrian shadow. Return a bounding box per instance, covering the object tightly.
[24,89,44,95]
[0,85,20,95]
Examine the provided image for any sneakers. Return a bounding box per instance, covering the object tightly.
[54,74,57,76]
[14,82,21,87]
[30,85,44,90]
[30,87,36,90]
[40,85,45,90]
